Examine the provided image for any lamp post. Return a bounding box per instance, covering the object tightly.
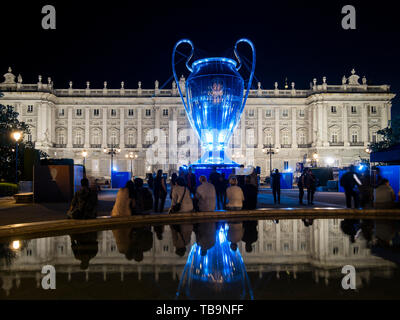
[125,152,138,178]
[311,152,319,167]
[103,145,121,187]
[12,131,22,184]
[82,150,88,167]
[263,144,279,177]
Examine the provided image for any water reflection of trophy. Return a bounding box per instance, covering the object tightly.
[176,223,253,300]
[172,39,256,165]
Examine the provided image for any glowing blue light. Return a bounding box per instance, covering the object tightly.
[357,164,366,172]
[112,166,117,172]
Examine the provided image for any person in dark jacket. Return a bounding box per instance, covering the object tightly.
[185,167,196,196]
[133,177,153,214]
[67,178,97,219]
[298,170,306,205]
[242,175,258,210]
[304,168,317,205]
[216,172,228,210]
[70,232,98,270]
[340,165,362,208]
[271,169,281,204]
[242,221,258,252]
[153,169,167,213]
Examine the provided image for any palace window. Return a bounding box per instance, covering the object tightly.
[93,109,100,116]
[264,129,273,145]
[27,105,33,113]
[333,247,339,255]
[57,132,65,145]
[127,132,136,145]
[331,132,338,143]
[92,131,101,145]
[145,109,151,117]
[27,134,32,142]
[351,130,358,143]
[266,243,273,251]
[248,109,255,117]
[282,109,289,117]
[300,242,306,251]
[128,109,134,116]
[76,109,82,116]
[163,109,169,116]
[179,109,186,117]
[59,109,64,116]
[281,129,290,144]
[371,106,377,114]
[351,106,357,114]
[266,110,271,117]
[246,128,255,145]
[331,106,337,113]
[371,130,378,143]
[111,109,116,117]
[299,109,305,117]
[353,247,359,255]
[74,131,83,145]
[110,131,118,145]
[283,243,289,251]
[298,131,306,145]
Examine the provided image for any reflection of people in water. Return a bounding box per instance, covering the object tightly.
[70,232,99,270]
[242,221,258,252]
[227,222,244,251]
[170,223,193,257]
[194,223,216,256]
[153,225,164,241]
[340,219,361,243]
[302,219,314,227]
[112,227,153,262]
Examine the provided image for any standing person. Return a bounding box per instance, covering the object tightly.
[153,169,167,213]
[242,175,258,210]
[195,175,217,212]
[359,173,373,209]
[185,167,196,196]
[133,178,153,214]
[170,172,178,199]
[170,177,194,213]
[147,173,154,190]
[237,164,245,188]
[216,172,228,210]
[305,168,317,205]
[67,178,98,219]
[374,178,396,209]
[271,169,281,205]
[340,165,362,208]
[226,177,245,210]
[298,169,306,205]
[111,180,135,217]
[249,168,259,191]
[209,167,220,189]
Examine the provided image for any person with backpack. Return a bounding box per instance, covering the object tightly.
[133,178,153,214]
[340,165,362,208]
[170,177,193,213]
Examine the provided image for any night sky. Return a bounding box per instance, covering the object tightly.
[1,0,399,116]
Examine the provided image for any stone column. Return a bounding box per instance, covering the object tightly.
[120,108,125,148]
[388,102,392,122]
[275,107,280,147]
[362,104,368,145]
[154,106,160,130]
[323,104,329,146]
[51,106,55,144]
[343,104,349,146]
[257,108,263,149]
[169,107,178,168]
[102,107,107,148]
[312,105,317,146]
[317,103,323,147]
[241,118,246,151]
[84,107,90,148]
[381,104,388,129]
[67,107,73,148]
[137,108,142,148]
[291,107,297,148]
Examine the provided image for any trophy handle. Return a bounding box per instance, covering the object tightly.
[172,39,194,110]
[234,38,256,108]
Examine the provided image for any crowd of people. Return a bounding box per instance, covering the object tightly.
[66,165,400,220]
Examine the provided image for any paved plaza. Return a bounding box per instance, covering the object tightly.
[0,187,346,226]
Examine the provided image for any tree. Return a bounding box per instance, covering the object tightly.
[0,93,46,182]
[369,116,400,152]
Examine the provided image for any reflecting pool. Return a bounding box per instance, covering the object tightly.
[1,218,400,299]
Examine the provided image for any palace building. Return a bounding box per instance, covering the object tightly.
[0,67,395,179]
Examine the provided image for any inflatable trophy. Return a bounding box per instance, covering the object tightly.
[172,39,256,165]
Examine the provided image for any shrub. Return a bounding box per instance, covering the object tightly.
[0,183,18,196]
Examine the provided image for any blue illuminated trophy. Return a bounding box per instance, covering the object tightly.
[172,39,256,165]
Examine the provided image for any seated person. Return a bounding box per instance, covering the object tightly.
[67,178,97,219]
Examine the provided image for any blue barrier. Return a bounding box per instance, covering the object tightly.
[111,172,131,189]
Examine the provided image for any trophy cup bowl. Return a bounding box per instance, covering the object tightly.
[172,39,256,165]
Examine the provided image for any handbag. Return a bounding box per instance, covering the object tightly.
[170,187,186,213]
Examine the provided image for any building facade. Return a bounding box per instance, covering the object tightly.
[0,67,395,178]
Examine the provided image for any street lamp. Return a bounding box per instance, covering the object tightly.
[263,144,279,177]
[103,145,121,187]
[311,152,319,167]
[82,150,88,167]
[325,157,334,167]
[12,131,22,183]
[125,152,138,178]
[365,147,372,154]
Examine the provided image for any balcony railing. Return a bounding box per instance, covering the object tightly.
[73,144,84,148]
[263,144,275,149]
[107,144,120,148]
[350,142,365,146]
[298,144,312,148]
[90,144,102,148]
[281,144,292,148]
[54,144,66,148]
[125,144,137,148]
[329,142,345,146]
